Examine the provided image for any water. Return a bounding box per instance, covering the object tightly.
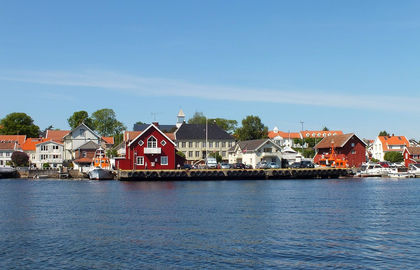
[0,178,419,269]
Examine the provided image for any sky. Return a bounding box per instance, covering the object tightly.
[1,1,420,139]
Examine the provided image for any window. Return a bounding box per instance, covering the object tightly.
[6,152,10,157]
[263,148,272,153]
[209,142,213,148]
[161,156,168,165]
[215,142,219,148]
[138,140,144,146]
[222,151,226,157]
[351,143,355,147]
[147,136,157,148]
[195,151,200,157]
[181,142,186,148]
[80,129,85,136]
[195,142,199,148]
[228,142,233,147]
[188,151,193,157]
[202,142,206,147]
[0,152,3,157]
[41,145,48,151]
[82,151,87,157]
[351,150,356,154]
[161,140,167,146]
[188,142,193,148]
[222,142,226,148]
[136,156,144,165]
[53,145,59,150]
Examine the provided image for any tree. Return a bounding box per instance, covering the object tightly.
[68,111,94,130]
[134,121,145,126]
[43,162,51,169]
[384,152,404,163]
[0,112,40,137]
[11,151,29,167]
[209,152,223,163]
[234,115,268,141]
[379,131,390,136]
[188,112,238,133]
[322,127,329,131]
[91,108,126,137]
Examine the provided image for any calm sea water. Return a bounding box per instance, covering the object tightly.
[0,178,419,269]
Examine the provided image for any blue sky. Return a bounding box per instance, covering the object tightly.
[1,1,420,139]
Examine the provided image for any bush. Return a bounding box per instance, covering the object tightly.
[11,151,29,167]
[43,163,50,169]
[384,152,404,163]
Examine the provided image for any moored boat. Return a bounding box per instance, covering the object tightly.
[0,167,18,179]
[88,147,114,180]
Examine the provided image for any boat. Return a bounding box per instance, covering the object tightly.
[387,166,414,178]
[0,167,18,178]
[317,140,348,168]
[88,147,114,180]
[408,163,420,177]
[357,163,387,177]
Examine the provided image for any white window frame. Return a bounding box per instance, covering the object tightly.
[161,140,167,146]
[147,136,157,148]
[136,156,144,165]
[138,140,144,146]
[161,156,168,165]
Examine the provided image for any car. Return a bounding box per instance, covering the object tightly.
[183,164,193,170]
[289,162,301,168]
[245,164,253,169]
[300,161,315,168]
[256,161,268,169]
[218,163,231,169]
[268,162,280,169]
[232,163,246,169]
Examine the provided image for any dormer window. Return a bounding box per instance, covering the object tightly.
[147,136,157,148]
[138,140,144,146]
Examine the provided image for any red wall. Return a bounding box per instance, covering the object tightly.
[314,136,366,167]
[116,127,176,170]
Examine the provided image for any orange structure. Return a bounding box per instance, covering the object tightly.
[92,147,111,169]
[317,140,348,168]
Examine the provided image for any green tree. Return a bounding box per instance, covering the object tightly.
[322,126,329,131]
[209,152,223,163]
[188,112,238,133]
[134,121,145,126]
[384,152,404,163]
[0,112,40,137]
[91,108,126,137]
[379,130,390,136]
[11,151,29,167]
[234,115,268,141]
[43,162,51,169]
[68,111,94,130]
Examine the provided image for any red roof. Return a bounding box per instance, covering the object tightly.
[314,133,362,149]
[268,131,301,139]
[0,142,19,150]
[0,135,27,146]
[378,136,409,151]
[74,157,93,164]
[21,138,51,151]
[45,130,70,143]
[102,136,114,145]
[124,130,175,142]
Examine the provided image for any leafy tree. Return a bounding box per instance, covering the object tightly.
[134,121,145,126]
[11,151,29,167]
[176,151,186,158]
[370,158,379,162]
[106,149,118,158]
[188,112,237,133]
[322,127,329,131]
[43,162,51,169]
[379,131,390,136]
[234,115,268,141]
[0,112,40,137]
[209,152,223,163]
[384,152,404,163]
[68,111,94,130]
[91,108,126,137]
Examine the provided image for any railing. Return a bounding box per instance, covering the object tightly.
[144,147,161,154]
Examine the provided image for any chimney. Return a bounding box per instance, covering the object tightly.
[152,122,159,128]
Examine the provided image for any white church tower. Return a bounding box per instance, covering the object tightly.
[176,109,185,128]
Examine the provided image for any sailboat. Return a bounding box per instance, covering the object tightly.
[88,147,114,180]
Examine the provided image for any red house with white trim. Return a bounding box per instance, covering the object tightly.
[314,133,367,168]
[115,123,179,170]
[403,147,420,167]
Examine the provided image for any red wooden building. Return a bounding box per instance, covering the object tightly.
[403,147,420,167]
[314,133,366,168]
[116,123,180,170]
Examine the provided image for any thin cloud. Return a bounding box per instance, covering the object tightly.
[0,70,419,113]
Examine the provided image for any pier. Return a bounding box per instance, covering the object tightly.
[117,168,351,181]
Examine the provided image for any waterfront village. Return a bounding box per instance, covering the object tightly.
[1,109,420,179]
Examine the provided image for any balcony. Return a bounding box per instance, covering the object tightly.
[144,147,161,154]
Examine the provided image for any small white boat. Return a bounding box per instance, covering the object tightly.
[387,166,414,178]
[408,163,420,177]
[358,163,387,177]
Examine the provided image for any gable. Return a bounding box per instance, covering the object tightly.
[129,124,176,147]
[65,123,101,140]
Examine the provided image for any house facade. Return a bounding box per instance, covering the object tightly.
[33,140,64,169]
[314,133,366,167]
[371,135,409,161]
[116,124,179,170]
[175,123,235,164]
[63,123,102,161]
[228,139,283,168]
[268,128,344,148]
[0,142,20,167]
[403,147,420,167]
[73,141,100,172]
